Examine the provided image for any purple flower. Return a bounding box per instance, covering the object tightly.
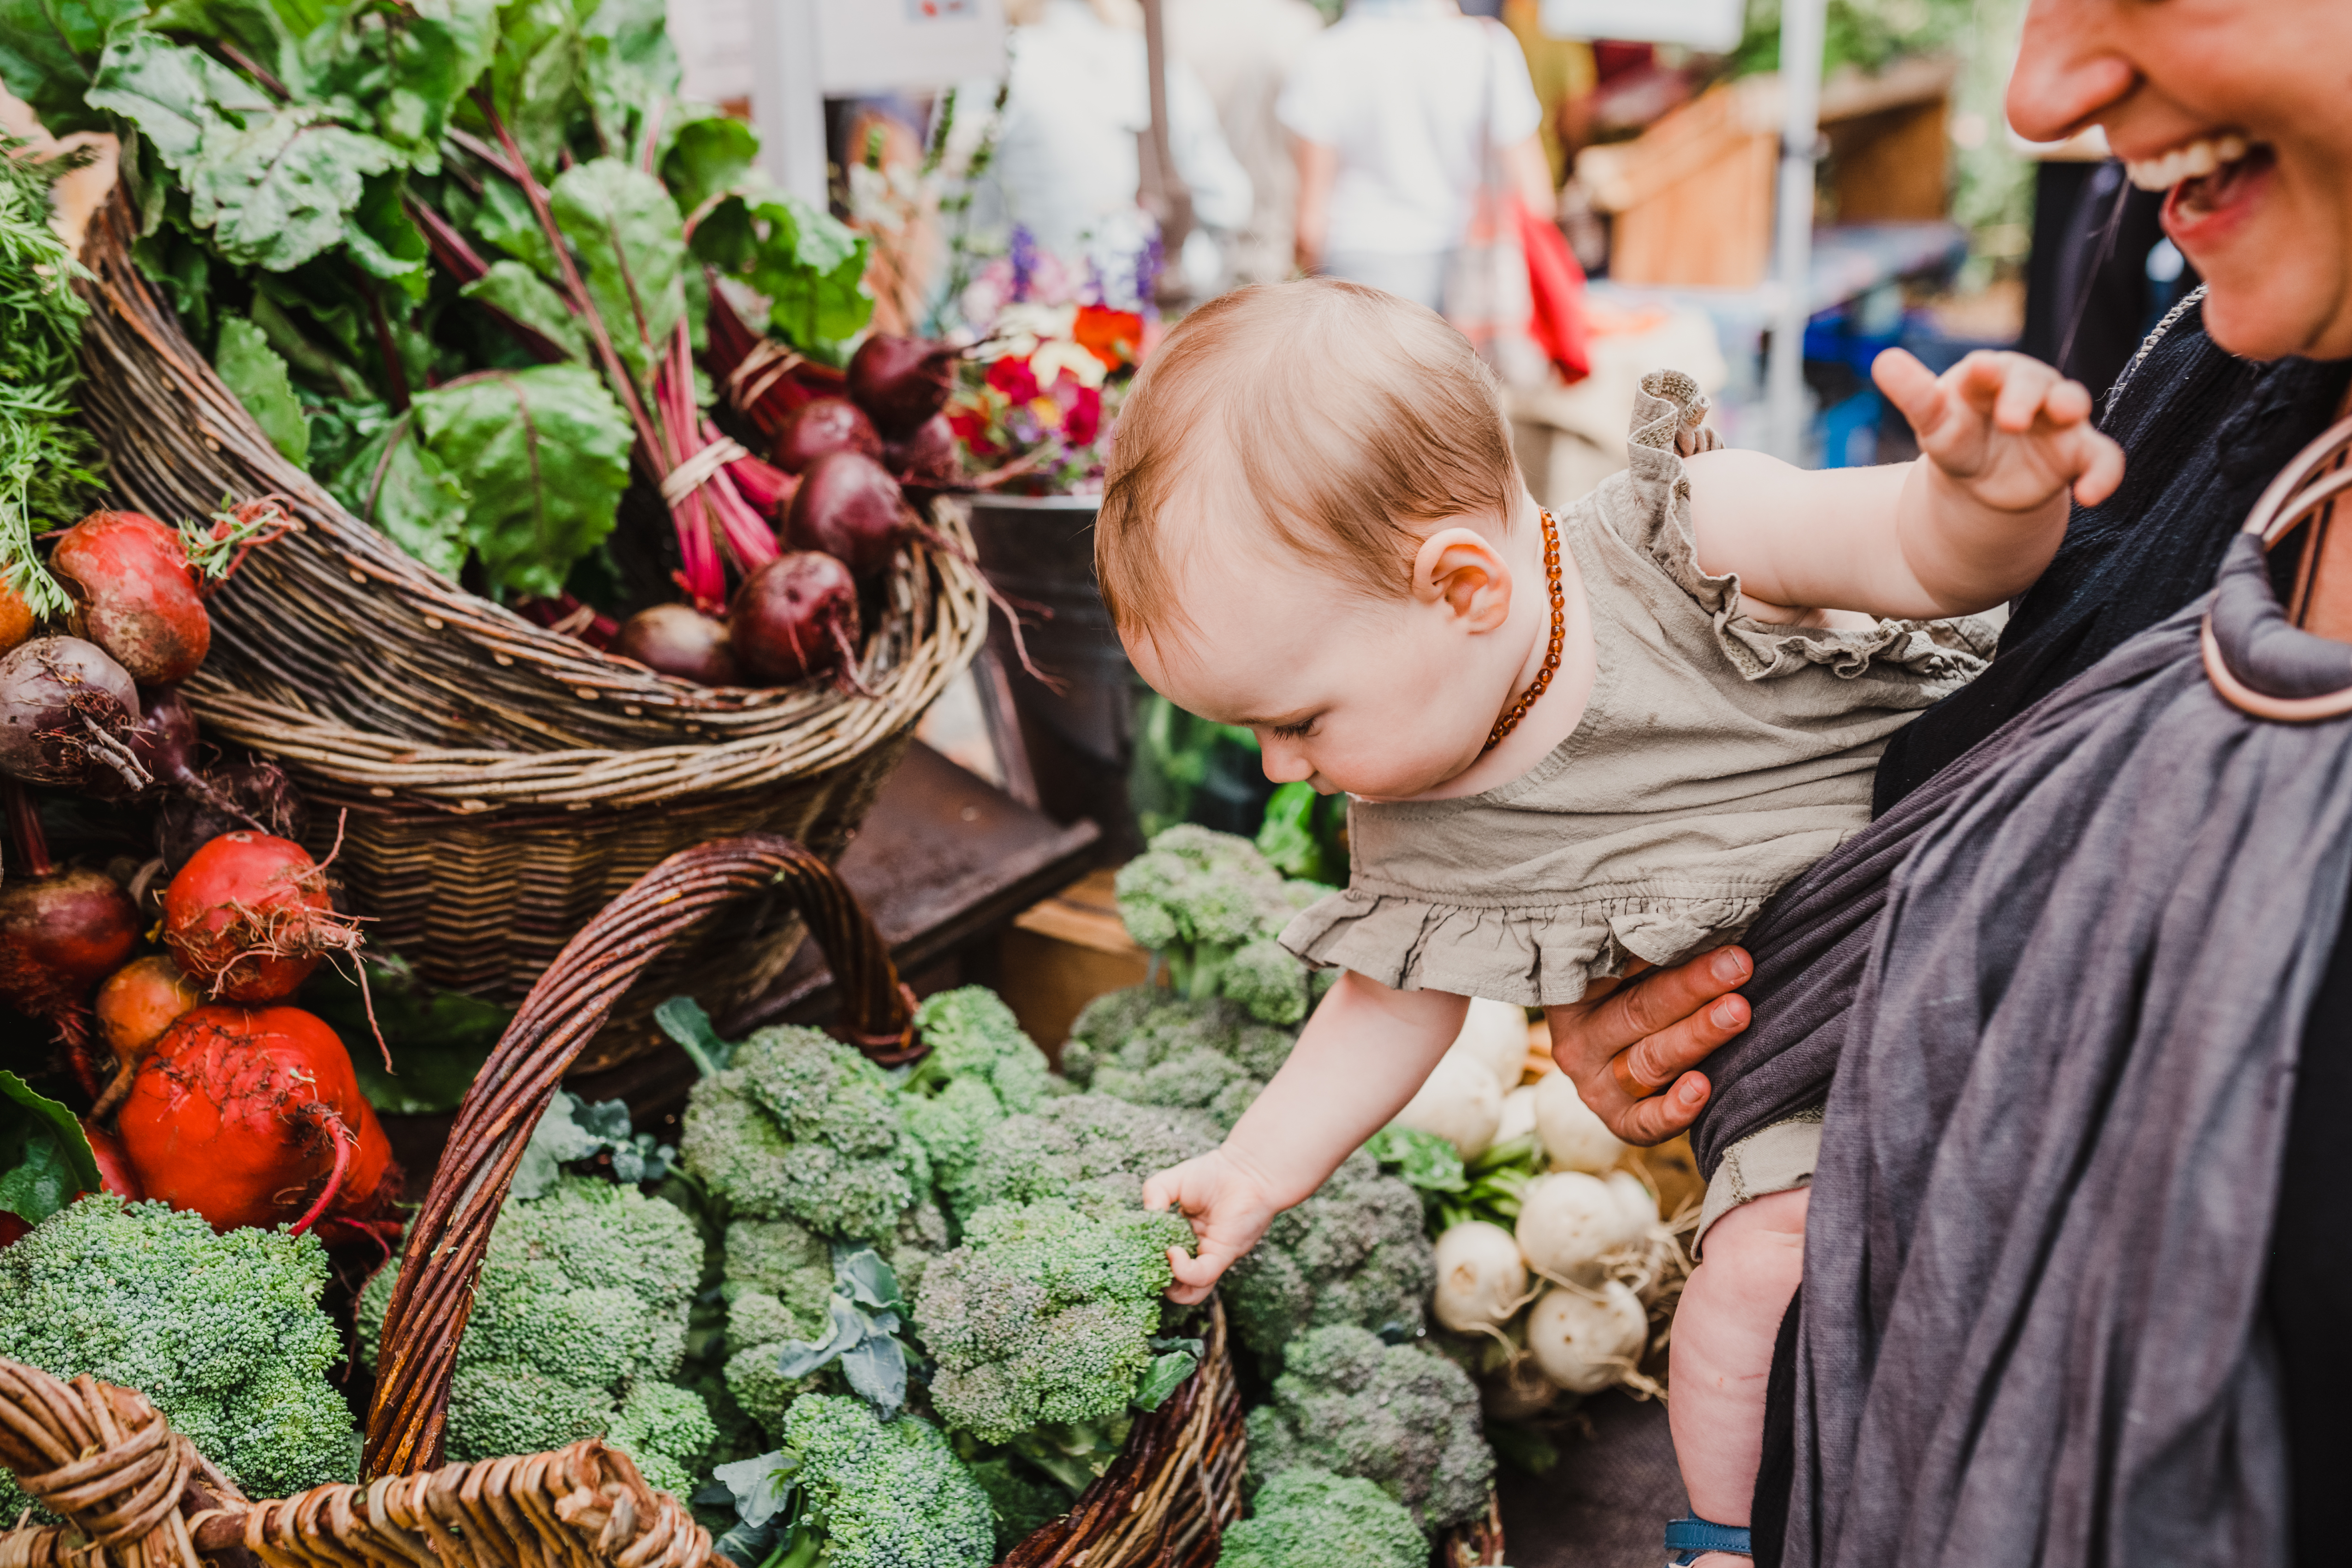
[1010,225,1038,303]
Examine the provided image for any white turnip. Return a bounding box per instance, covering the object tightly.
[1450,997,1531,1092]
[1526,1280,1648,1394]
[1432,1220,1531,1335]
[1496,1083,1538,1149]
[1533,1068,1627,1174]
[1390,1050,1503,1162]
[1515,1170,1637,1287]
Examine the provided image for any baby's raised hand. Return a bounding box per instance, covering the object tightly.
[1142,1147,1282,1305]
[1873,347,2125,515]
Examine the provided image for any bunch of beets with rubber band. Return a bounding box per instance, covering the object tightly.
[0,500,400,1252]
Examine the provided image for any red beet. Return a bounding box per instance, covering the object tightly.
[784,451,913,582]
[162,832,361,1004]
[885,414,961,485]
[613,604,742,687]
[848,335,961,440]
[155,762,306,875]
[49,511,211,685]
[729,552,863,686]
[119,1004,396,1235]
[774,396,884,474]
[0,637,150,791]
[0,866,139,1018]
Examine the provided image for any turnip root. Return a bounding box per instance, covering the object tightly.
[1390,1050,1503,1162]
[784,451,913,582]
[49,511,211,685]
[1433,1220,1532,1334]
[1607,1169,1659,1232]
[884,414,958,485]
[1452,998,1531,1091]
[0,637,150,791]
[1496,1083,1538,1149]
[1527,1280,1649,1394]
[0,866,140,1020]
[1515,1170,1638,1287]
[1533,1068,1627,1174]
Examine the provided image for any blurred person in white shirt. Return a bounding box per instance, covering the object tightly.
[1277,0,1552,310]
[1167,0,1325,285]
[965,0,1253,296]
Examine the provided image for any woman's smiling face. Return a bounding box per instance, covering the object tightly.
[2008,0,2352,363]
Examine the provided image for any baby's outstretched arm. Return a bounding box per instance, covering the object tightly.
[1144,972,1467,1302]
[1687,349,2127,622]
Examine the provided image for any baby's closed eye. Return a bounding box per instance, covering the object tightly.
[1267,718,1317,740]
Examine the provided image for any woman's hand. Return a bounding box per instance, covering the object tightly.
[1544,946,1753,1144]
[1143,1146,1284,1305]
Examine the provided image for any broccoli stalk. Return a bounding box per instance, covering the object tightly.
[0,1197,357,1516]
[1112,826,1331,1025]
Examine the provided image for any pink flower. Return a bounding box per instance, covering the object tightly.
[986,356,1040,404]
[1065,384,1103,445]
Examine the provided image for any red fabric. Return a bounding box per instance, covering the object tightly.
[1517,200,1592,384]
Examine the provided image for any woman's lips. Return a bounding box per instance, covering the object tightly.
[2162,142,2275,250]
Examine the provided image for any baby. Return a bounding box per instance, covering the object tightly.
[1096,279,2121,1565]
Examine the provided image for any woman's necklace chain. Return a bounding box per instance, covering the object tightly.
[1484,507,1565,753]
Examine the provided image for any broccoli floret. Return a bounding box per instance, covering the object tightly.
[680,1025,930,1239]
[914,1201,1195,1445]
[1243,1326,1494,1533]
[899,988,1054,1212]
[778,1395,995,1568]
[1062,989,1299,1129]
[713,1215,838,1437]
[951,1093,1218,1224]
[1215,1469,1425,1568]
[356,1175,711,1485]
[1223,1150,1435,1371]
[0,1197,357,1515]
[1113,826,1329,1024]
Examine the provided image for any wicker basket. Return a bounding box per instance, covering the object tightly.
[70,193,988,1057]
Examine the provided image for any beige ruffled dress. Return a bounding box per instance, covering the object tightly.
[1280,369,1996,1009]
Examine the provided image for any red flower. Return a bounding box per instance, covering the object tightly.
[1074,305,1144,369]
[948,407,1000,458]
[985,356,1039,404]
[1065,384,1103,445]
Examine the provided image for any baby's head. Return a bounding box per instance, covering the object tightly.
[1099,279,1539,799]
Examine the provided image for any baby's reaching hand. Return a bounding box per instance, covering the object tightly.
[1143,1147,1283,1305]
[1874,347,2126,515]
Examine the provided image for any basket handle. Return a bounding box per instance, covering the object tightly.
[362,835,919,1479]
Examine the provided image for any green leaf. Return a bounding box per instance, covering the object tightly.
[548,156,683,387]
[308,951,510,1112]
[333,0,501,170]
[142,0,309,97]
[1129,1350,1198,1412]
[410,363,630,597]
[334,406,468,577]
[654,994,733,1077]
[0,1071,101,1227]
[475,0,592,181]
[1365,1125,1468,1194]
[578,0,677,162]
[345,171,428,295]
[659,107,756,219]
[86,32,268,166]
[184,107,401,268]
[0,0,153,135]
[691,188,872,356]
[213,312,309,462]
[468,174,560,276]
[460,258,584,359]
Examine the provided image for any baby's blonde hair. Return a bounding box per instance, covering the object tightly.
[1095,279,1521,639]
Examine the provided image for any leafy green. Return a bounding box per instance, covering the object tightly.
[772,1245,914,1419]
[0,0,150,134]
[691,187,872,356]
[214,314,310,462]
[335,406,467,576]
[549,156,685,384]
[461,258,587,358]
[514,1087,676,1197]
[0,1072,101,1228]
[0,135,98,618]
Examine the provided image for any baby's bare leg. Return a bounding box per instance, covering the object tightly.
[1667,1187,1809,1562]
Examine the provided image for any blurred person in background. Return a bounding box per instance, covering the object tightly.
[969,0,1253,296]
[1278,0,1553,312]
[1167,0,1325,285]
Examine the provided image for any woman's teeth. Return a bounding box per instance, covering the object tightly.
[2125,133,2250,191]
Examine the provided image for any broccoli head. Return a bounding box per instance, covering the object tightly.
[718,1215,839,1436]
[776,1395,995,1568]
[0,1196,357,1515]
[1062,989,1298,1129]
[951,1093,1218,1225]
[1216,1469,1427,1568]
[914,1201,1195,1445]
[1244,1325,1493,1533]
[899,988,1054,1207]
[1222,1150,1435,1370]
[680,1025,930,1239]
[1113,826,1329,1025]
[356,1174,713,1487]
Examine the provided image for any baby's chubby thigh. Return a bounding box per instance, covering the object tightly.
[1667,1187,1809,1529]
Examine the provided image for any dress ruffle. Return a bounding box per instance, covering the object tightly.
[1279,876,1791,1008]
[1622,370,1998,691]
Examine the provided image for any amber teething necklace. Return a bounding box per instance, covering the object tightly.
[1484,507,1565,753]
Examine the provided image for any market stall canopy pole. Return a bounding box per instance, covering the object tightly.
[752,0,829,205]
[1138,0,1195,307]
[1766,0,1827,462]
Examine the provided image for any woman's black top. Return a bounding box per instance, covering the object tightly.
[1760,303,2352,1566]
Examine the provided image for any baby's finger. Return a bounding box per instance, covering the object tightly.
[2068,423,2127,507]
[1165,1247,1218,1305]
[2040,375,2093,428]
[1141,1169,1181,1213]
[1871,347,1944,437]
[1991,354,2061,432]
[1952,350,2012,415]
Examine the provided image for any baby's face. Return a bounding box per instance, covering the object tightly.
[1123,522,1513,802]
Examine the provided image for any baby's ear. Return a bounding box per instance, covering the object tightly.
[1413,527,1513,630]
